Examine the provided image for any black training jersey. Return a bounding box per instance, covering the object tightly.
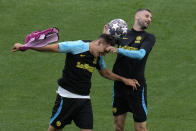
[57,40,105,95]
[113,29,156,87]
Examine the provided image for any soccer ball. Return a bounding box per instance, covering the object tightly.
[108,19,128,38]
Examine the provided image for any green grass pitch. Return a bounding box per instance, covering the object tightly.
[0,0,196,130]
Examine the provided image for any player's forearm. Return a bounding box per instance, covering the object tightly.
[118,48,146,60]
[30,44,59,52]
[99,68,140,89]
[99,69,125,82]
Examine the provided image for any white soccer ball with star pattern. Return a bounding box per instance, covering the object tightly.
[108,19,128,38]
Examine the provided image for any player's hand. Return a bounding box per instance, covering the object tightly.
[103,24,109,34]
[12,43,23,52]
[106,46,118,53]
[122,78,140,91]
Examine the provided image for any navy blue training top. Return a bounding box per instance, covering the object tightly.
[57,40,106,95]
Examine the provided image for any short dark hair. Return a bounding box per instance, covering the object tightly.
[136,8,151,14]
[98,34,116,46]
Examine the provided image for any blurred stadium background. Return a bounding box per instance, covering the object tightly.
[0,0,196,130]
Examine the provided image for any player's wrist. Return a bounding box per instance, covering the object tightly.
[118,48,123,54]
[120,77,126,83]
[19,46,29,51]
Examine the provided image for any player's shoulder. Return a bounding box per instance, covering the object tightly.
[82,40,92,42]
[126,29,134,35]
[59,40,90,54]
[59,40,86,45]
[73,40,88,44]
[69,40,90,47]
[145,32,156,40]
[74,40,90,51]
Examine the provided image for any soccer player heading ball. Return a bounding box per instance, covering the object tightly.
[107,9,156,131]
[107,19,128,38]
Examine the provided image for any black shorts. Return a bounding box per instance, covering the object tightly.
[50,94,93,129]
[112,85,147,122]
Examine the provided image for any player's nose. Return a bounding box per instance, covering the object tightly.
[148,17,152,22]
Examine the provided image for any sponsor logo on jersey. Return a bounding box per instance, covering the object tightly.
[119,45,138,50]
[76,62,95,73]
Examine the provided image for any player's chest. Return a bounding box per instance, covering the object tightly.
[119,34,145,50]
[70,52,98,66]
[67,52,98,73]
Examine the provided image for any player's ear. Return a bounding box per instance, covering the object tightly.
[103,24,109,34]
[135,15,138,20]
[135,13,140,20]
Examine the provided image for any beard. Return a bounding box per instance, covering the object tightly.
[138,19,148,30]
[141,26,147,30]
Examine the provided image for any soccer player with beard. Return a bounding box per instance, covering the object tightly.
[106,9,156,131]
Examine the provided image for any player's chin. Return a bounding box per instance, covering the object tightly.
[144,23,150,28]
[141,25,148,30]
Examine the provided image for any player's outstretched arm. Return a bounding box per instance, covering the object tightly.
[12,43,59,52]
[99,68,140,90]
[106,46,146,60]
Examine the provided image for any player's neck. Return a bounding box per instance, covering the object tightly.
[89,41,99,58]
[89,41,95,55]
[133,24,144,31]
